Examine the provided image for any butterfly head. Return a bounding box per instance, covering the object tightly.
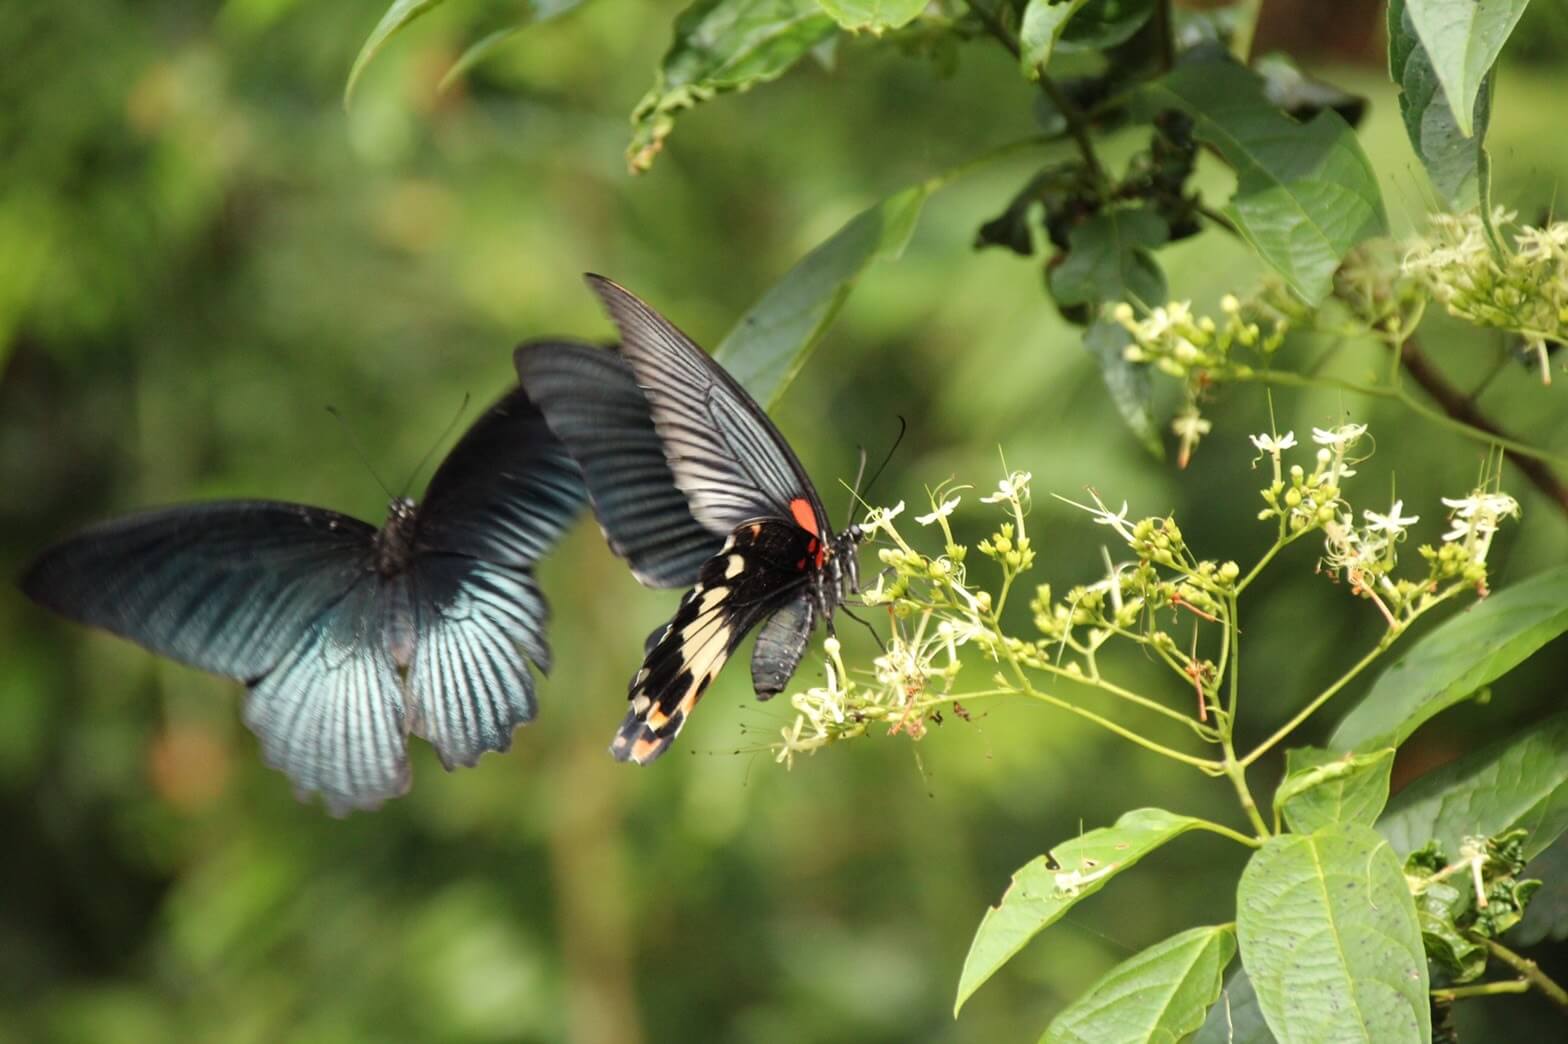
[375,496,419,575]
[829,524,865,597]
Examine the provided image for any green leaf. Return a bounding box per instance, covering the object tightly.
[1019,0,1091,77]
[1511,834,1568,946]
[1137,59,1387,304]
[1042,924,1237,1044]
[816,0,925,34]
[955,808,1205,1014]
[1049,207,1169,311]
[436,1,587,93]
[1193,968,1276,1044]
[1389,0,1493,210]
[1378,711,1568,863]
[1329,565,1568,753]
[1405,0,1529,137]
[1237,826,1430,1043]
[1274,747,1395,834]
[1083,319,1164,459]
[345,0,447,109]
[714,184,929,407]
[628,0,836,173]
[1056,0,1157,54]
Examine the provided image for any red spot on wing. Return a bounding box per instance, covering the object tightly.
[789,497,819,537]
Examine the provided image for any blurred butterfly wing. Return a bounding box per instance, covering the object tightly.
[750,591,817,699]
[584,276,830,539]
[514,340,722,588]
[20,501,378,680]
[244,575,411,815]
[404,557,549,770]
[414,384,586,568]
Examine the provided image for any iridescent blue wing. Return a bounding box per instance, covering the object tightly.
[583,276,832,540]
[404,558,549,770]
[514,339,722,588]
[404,384,587,771]
[20,501,377,680]
[414,384,586,567]
[244,575,411,814]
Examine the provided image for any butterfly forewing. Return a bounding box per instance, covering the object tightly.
[514,341,721,588]
[585,275,829,538]
[21,502,379,681]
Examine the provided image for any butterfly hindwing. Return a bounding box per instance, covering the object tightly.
[514,341,721,588]
[405,557,549,770]
[611,519,818,764]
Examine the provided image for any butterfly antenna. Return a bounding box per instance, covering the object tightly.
[837,415,909,525]
[399,392,472,497]
[862,415,907,502]
[843,445,869,523]
[325,405,395,500]
[838,606,887,654]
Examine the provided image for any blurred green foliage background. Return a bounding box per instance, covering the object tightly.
[2,2,1566,1041]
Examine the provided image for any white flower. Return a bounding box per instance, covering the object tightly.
[980,471,1032,504]
[915,496,962,525]
[1088,497,1135,543]
[1311,423,1368,450]
[1363,499,1419,537]
[1249,431,1297,456]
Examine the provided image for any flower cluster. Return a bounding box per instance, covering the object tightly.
[1402,208,1568,383]
[1113,295,1292,380]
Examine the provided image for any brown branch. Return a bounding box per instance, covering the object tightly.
[1396,339,1568,519]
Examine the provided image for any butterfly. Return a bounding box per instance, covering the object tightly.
[515,275,865,764]
[20,385,586,814]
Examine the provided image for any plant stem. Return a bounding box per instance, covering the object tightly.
[1240,633,1394,767]
[1431,980,1532,1002]
[1235,528,1303,595]
[1479,937,1568,1016]
[1222,746,1270,839]
[1191,818,1263,849]
[1236,368,1568,471]
[1018,680,1219,770]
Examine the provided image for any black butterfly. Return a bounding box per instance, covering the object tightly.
[515,275,864,764]
[20,386,585,814]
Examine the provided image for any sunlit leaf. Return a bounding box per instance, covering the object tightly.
[1237,826,1430,1043]
[1042,924,1236,1044]
[715,183,929,406]
[1137,58,1386,303]
[1329,565,1568,753]
[1405,0,1529,137]
[955,808,1205,1014]
[1273,746,1394,834]
[1193,968,1275,1044]
[628,0,836,173]
[1389,0,1493,210]
[1019,0,1092,77]
[345,0,447,109]
[1378,711,1568,863]
[816,0,925,34]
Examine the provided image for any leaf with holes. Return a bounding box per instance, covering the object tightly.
[1378,711,1568,863]
[1237,826,1430,1043]
[1274,746,1394,835]
[1330,565,1568,753]
[955,808,1205,1014]
[1137,58,1386,303]
[1043,924,1237,1043]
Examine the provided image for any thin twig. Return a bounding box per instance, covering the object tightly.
[1479,937,1568,1016]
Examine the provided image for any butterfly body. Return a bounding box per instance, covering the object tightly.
[22,387,585,813]
[517,276,865,764]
